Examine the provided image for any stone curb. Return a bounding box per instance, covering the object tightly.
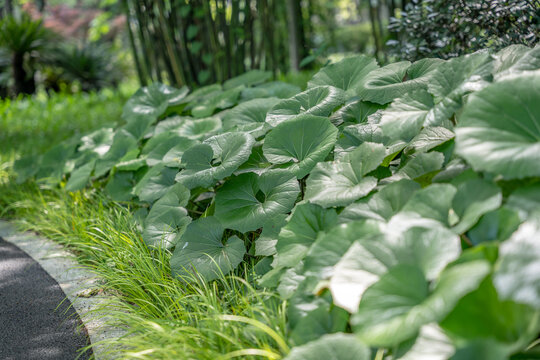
[0,220,123,359]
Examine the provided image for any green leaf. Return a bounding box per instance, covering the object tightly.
[308,55,379,97]
[79,127,115,156]
[441,277,540,352]
[401,183,457,226]
[427,52,493,124]
[379,89,435,141]
[492,45,532,75]
[452,179,502,234]
[288,291,350,345]
[339,179,421,222]
[494,45,540,79]
[494,217,540,309]
[506,183,540,220]
[105,171,136,201]
[330,98,384,126]
[455,71,540,179]
[266,86,344,127]
[176,117,222,140]
[223,69,272,90]
[142,183,191,249]
[404,126,455,155]
[263,115,338,178]
[394,324,455,360]
[122,83,189,138]
[357,59,439,104]
[175,132,254,189]
[274,203,338,268]
[304,142,385,207]
[36,141,77,182]
[351,261,490,347]
[94,130,138,178]
[301,220,382,284]
[170,217,245,282]
[161,138,200,168]
[254,214,288,256]
[392,151,444,185]
[214,170,300,232]
[65,159,95,191]
[283,333,370,360]
[329,215,461,312]
[191,87,242,118]
[242,81,301,100]
[133,165,177,203]
[222,97,280,132]
[140,133,181,166]
[467,207,521,245]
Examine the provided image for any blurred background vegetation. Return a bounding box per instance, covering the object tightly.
[0,0,538,98]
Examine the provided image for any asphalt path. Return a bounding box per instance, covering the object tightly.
[0,237,92,360]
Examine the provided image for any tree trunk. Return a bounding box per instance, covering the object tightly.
[368,0,382,62]
[13,52,35,95]
[122,0,147,86]
[285,0,306,72]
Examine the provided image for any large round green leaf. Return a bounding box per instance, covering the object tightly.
[123,83,189,120]
[265,86,344,127]
[79,128,115,156]
[351,261,490,347]
[214,169,300,232]
[339,179,421,222]
[263,115,338,178]
[379,89,435,142]
[133,165,177,203]
[305,142,385,208]
[242,81,301,100]
[176,117,222,140]
[142,133,192,166]
[170,217,245,282]
[175,132,254,189]
[94,130,138,178]
[191,87,242,118]
[65,159,96,191]
[401,183,457,226]
[222,97,280,132]
[223,69,272,90]
[455,72,540,179]
[308,55,379,97]
[142,183,191,249]
[441,277,540,352]
[283,333,370,360]
[330,98,384,126]
[451,179,502,234]
[274,203,338,269]
[301,220,382,284]
[357,59,440,105]
[494,217,540,309]
[122,83,189,138]
[329,214,461,312]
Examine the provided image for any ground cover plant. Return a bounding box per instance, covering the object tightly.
[6,44,540,359]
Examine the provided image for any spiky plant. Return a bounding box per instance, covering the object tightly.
[0,13,53,95]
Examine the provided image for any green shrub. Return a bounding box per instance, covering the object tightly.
[388,0,540,61]
[11,45,540,358]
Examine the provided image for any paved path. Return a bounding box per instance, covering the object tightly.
[0,237,92,360]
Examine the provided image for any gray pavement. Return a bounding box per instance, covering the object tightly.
[0,237,92,360]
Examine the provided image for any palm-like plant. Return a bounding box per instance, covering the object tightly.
[0,13,53,95]
[47,43,120,92]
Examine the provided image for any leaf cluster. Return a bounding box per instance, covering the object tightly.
[14,45,540,359]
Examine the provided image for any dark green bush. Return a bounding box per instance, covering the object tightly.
[388,0,539,61]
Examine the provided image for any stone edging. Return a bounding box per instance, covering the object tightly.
[0,220,123,359]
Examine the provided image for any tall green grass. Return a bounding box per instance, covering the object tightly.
[0,90,288,359]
